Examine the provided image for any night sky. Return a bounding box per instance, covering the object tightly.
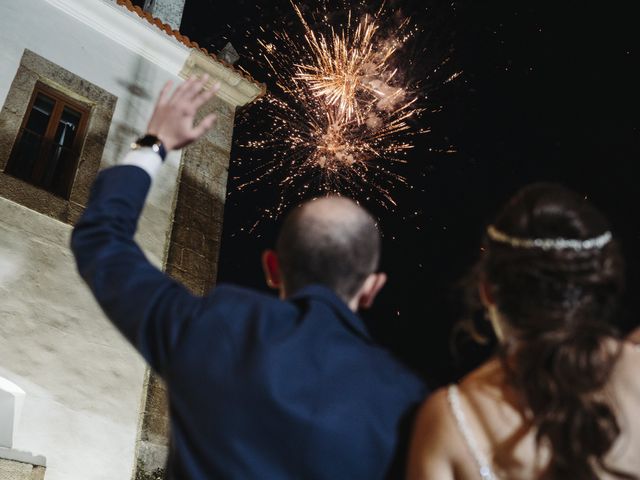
[181,1,640,386]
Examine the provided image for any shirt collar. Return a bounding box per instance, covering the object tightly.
[289,284,372,341]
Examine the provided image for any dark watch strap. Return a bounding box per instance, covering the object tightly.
[132,134,167,161]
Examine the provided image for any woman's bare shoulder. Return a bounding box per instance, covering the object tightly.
[614,341,640,389]
[407,387,458,480]
[412,388,455,445]
[412,360,504,448]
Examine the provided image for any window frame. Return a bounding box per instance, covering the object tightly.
[0,50,117,226]
[5,82,91,200]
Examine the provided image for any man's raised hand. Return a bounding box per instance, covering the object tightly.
[146,75,221,151]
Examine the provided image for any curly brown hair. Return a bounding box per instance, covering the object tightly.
[477,183,636,480]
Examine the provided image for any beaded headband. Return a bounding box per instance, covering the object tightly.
[487,225,613,252]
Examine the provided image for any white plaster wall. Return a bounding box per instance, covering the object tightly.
[0,0,189,478]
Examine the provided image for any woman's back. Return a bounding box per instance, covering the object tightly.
[409,183,640,479]
[408,342,640,479]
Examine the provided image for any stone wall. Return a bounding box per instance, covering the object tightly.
[0,1,186,478]
[0,448,46,480]
[148,0,187,31]
[0,2,261,479]
[0,460,45,480]
[0,50,116,225]
[134,96,236,478]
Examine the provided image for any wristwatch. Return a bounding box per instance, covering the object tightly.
[131,134,167,161]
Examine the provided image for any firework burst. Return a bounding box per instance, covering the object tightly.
[293,3,411,125]
[234,0,459,221]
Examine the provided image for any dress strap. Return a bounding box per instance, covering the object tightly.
[447,384,498,480]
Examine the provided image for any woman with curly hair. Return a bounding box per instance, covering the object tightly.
[408,184,640,479]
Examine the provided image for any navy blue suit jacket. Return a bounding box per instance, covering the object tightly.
[71,165,426,479]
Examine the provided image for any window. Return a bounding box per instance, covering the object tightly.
[0,50,116,225]
[5,83,89,199]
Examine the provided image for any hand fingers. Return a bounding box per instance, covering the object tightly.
[192,113,217,139]
[171,75,204,104]
[193,81,221,109]
[182,74,210,102]
[170,77,193,103]
[156,80,174,106]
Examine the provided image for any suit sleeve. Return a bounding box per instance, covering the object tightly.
[71,163,202,375]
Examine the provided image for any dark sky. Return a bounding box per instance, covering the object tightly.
[181,1,640,386]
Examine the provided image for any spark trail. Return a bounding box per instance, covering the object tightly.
[234,0,459,221]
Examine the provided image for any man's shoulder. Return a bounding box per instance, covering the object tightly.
[372,348,427,398]
[209,283,273,300]
[199,284,302,327]
[204,283,286,312]
[336,338,426,404]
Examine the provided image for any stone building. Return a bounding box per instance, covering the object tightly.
[0,0,264,479]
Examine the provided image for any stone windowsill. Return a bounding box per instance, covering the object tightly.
[0,447,46,467]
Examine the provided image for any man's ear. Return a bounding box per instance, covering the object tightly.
[261,250,282,290]
[358,273,387,310]
[479,280,495,309]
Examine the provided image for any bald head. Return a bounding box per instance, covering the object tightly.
[276,196,381,301]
